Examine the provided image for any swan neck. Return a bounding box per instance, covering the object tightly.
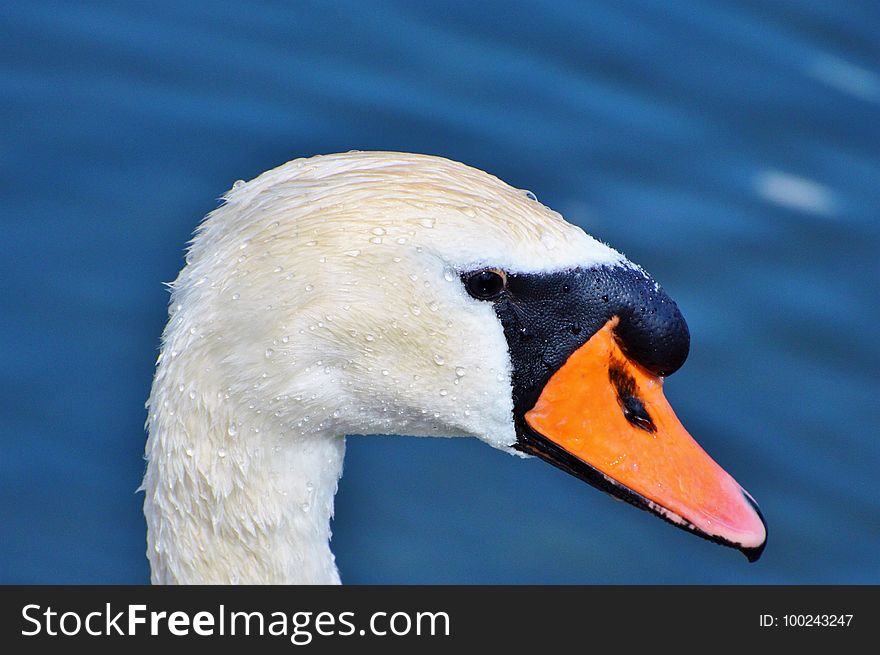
[144,382,345,584]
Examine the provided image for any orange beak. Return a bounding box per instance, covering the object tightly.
[522,319,767,559]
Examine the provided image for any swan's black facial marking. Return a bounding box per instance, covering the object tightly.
[461,264,690,417]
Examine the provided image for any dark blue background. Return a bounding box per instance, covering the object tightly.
[2,1,878,583]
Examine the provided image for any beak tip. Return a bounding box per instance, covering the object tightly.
[737,488,768,562]
[742,541,766,563]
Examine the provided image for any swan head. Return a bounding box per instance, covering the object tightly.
[166,151,766,561]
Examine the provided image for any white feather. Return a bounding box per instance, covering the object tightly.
[143,151,625,584]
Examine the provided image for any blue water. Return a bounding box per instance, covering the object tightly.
[2,1,878,583]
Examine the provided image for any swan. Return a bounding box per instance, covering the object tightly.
[143,151,766,584]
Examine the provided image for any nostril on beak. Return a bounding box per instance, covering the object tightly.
[609,358,656,433]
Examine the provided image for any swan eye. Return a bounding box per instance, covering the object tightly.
[465,268,507,300]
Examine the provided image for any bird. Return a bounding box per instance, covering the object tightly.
[142,151,766,584]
